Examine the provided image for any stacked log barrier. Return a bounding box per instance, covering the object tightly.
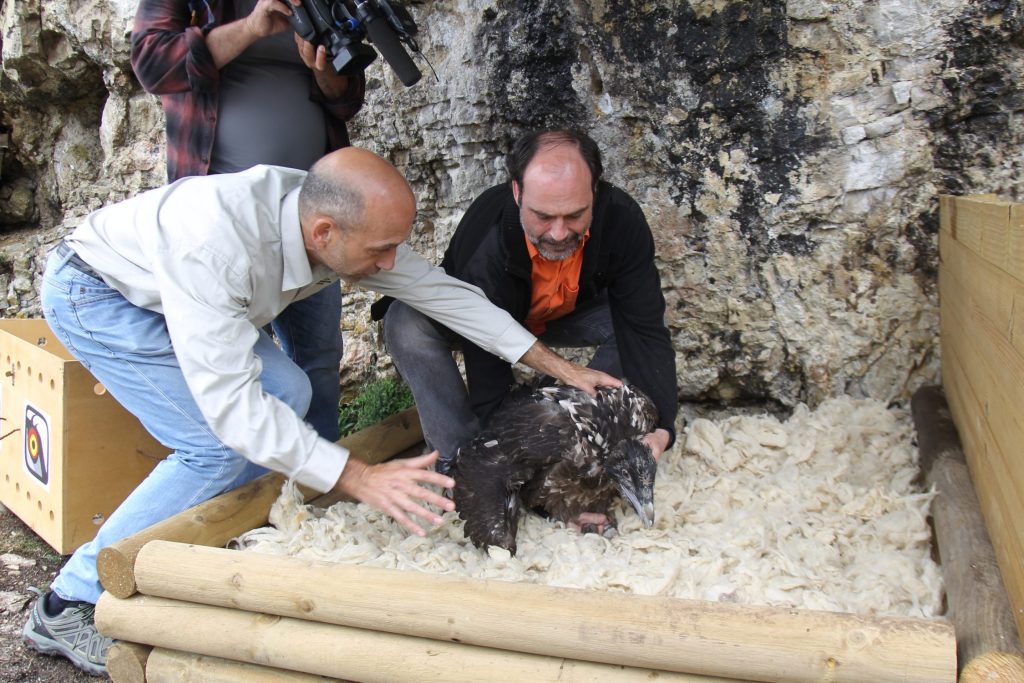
[92,540,957,683]
[912,386,1024,682]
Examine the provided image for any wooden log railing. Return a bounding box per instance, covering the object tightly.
[113,539,957,683]
[96,592,722,683]
[145,648,339,683]
[911,386,1024,683]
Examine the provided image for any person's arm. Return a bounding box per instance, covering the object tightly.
[131,0,220,94]
[605,195,679,450]
[642,429,672,461]
[154,242,453,535]
[360,245,619,395]
[294,34,364,103]
[130,0,296,94]
[205,0,295,68]
[295,34,366,152]
[518,341,621,394]
[155,244,345,492]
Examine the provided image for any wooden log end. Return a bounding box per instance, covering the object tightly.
[106,642,151,683]
[960,652,1024,683]
[97,546,138,599]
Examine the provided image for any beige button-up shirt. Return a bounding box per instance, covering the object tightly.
[67,165,535,492]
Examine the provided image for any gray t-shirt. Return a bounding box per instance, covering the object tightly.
[210,0,328,173]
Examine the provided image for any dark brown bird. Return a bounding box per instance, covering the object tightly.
[452,382,659,555]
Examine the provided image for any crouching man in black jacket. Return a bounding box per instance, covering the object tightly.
[376,129,678,512]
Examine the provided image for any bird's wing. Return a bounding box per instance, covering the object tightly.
[453,388,573,552]
[453,450,522,552]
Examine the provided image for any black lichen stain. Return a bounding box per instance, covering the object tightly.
[906,207,939,282]
[773,234,817,258]
[932,0,1024,197]
[480,1,826,248]
[594,1,825,251]
[478,0,589,132]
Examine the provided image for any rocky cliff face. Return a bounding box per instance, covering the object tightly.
[1,0,1022,408]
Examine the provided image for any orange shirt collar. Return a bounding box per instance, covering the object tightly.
[523,231,590,335]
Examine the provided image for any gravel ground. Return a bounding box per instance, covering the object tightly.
[1,503,99,682]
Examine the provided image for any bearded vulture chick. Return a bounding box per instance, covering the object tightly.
[452,382,659,555]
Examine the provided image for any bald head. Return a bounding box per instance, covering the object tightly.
[300,148,417,282]
[299,147,415,232]
[521,144,593,198]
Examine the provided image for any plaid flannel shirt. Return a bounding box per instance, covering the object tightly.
[131,0,365,182]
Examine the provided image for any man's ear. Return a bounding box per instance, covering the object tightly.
[511,180,522,207]
[310,217,337,250]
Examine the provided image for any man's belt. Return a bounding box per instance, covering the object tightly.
[56,240,104,281]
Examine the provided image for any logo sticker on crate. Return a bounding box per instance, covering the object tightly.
[23,403,50,489]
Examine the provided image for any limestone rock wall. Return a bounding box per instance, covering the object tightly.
[1,0,1022,407]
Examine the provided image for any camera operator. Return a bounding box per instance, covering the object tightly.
[131,0,365,182]
[129,0,367,448]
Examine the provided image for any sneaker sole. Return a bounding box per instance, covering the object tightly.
[22,622,107,677]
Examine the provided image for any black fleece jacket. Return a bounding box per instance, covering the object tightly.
[427,180,678,444]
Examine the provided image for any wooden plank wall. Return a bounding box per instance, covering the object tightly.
[939,194,1024,637]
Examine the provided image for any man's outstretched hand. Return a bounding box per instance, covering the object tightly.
[333,450,455,537]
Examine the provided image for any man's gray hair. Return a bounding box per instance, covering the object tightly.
[298,166,365,231]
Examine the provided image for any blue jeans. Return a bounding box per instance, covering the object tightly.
[40,248,312,604]
[383,296,621,473]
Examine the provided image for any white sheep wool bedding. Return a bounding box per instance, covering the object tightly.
[234,395,944,619]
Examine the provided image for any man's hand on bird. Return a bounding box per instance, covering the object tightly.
[518,341,621,397]
[642,428,671,461]
[333,450,455,537]
[561,365,622,397]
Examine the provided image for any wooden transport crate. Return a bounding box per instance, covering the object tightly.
[0,318,169,554]
[939,194,1024,636]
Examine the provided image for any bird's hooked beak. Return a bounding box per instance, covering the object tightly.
[639,501,656,528]
[621,489,656,528]
[609,440,657,528]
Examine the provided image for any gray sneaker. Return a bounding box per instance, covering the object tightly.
[22,591,111,676]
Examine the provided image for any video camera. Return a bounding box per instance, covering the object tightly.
[288,0,423,86]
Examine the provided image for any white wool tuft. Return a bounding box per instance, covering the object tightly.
[234,396,944,619]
